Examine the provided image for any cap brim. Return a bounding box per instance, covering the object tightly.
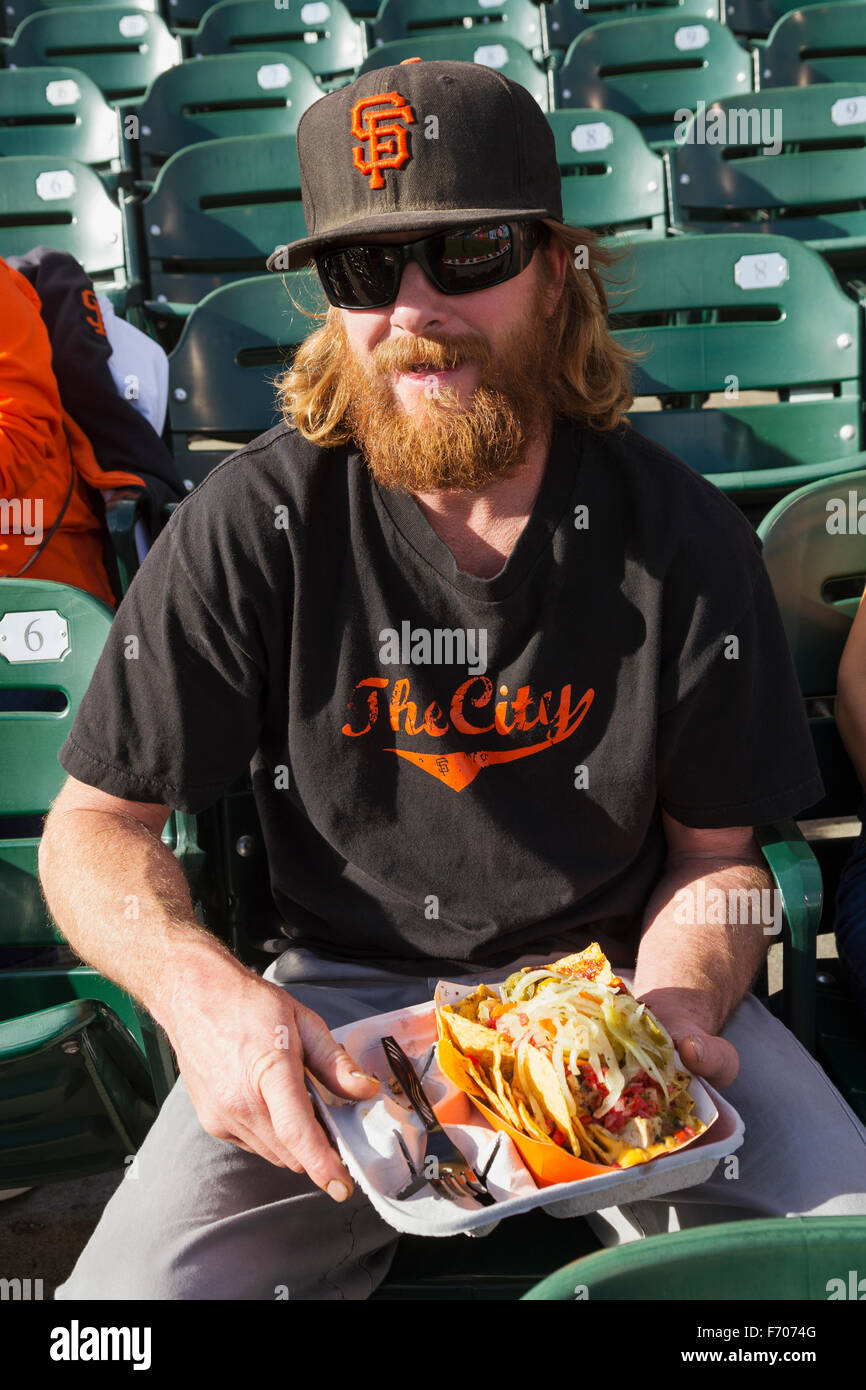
[266,206,559,272]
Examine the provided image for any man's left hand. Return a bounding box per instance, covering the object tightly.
[635,987,740,1089]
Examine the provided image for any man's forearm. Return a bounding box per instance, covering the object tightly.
[632,852,774,1036]
[38,809,246,1030]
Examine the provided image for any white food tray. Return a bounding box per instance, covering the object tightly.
[308,995,745,1238]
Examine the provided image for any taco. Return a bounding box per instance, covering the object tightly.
[436,943,707,1168]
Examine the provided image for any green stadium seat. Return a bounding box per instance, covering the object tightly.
[133,51,321,175]
[547,108,667,237]
[166,272,316,484]
[611,233,866,508]
[758,477,866,1124]
[0,66,119,169]
[370,0,545,63]
[759,1,866,86]
[542,0,722,61]
[671,84,866,282]
[0,576,193,1185]
[161,0,383,34]
[139,132,306,314]
[1,0,154,40]
[522,1216,866,1298]
[725,0,863,40]
[358,32,551,109]
[4,5,181,104]
[555,15,754,148]
[190,0,366,90]
[0,154,126,285]
[757,469,866,821]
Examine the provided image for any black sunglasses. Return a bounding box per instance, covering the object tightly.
[315,220,545,310]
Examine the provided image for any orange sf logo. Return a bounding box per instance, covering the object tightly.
[351,91,415,191]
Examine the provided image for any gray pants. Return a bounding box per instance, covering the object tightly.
[55,948,866,1300]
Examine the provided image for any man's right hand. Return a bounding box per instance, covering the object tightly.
[161,958,379,1201]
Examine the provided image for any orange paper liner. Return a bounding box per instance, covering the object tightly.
[436,1034,615,1186]
[436,1030,714,1188]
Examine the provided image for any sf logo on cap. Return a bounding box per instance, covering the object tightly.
[351,91,415,190]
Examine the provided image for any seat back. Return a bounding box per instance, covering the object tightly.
[135,51,321,174]
[757,469,866,819]
[166,272,317,483]
[543,0,722,58]
[2,0,154,38]
[371,0,545,59]
[672,84,866,264]
[0,67,119,167]
[0,154,124,280]
[611,233,865,497]
[523,1216,866,1298]
[555,15,754,146]
[547,107,667,236]
[0,579,114,948]
[141,132,305,307]
[358,32,551,109]
[6,5,181,104]
[727,0,861,40]
[191,0,365,88]
[760,2,866,86]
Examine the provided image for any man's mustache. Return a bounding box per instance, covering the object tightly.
[370,333,493,374]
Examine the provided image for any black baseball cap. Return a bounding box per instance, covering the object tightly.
[266,58,564,272]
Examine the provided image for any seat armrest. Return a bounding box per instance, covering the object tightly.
[755,819,822,1053]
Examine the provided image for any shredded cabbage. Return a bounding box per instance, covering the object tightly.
[497,966,677,1115]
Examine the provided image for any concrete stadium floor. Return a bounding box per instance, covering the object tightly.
[0,936,841,1300]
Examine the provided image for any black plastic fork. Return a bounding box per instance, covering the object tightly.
[381,1035,497,1207]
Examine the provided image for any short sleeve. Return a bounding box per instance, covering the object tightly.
[58,498,266,813]
[657,553,824,828]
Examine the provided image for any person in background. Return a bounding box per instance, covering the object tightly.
[0,255,137,603]
[834,585,866,1022]
[1,249,186,603]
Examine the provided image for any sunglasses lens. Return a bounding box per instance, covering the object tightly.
[318,244,399,309]
[317,222,537,308]
[434,223,515,292]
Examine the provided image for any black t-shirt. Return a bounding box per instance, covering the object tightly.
[58,417,824,972]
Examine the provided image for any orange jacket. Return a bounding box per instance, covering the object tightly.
[0,257,144,607]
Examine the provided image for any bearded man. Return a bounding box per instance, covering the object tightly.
[41,60,866,1301]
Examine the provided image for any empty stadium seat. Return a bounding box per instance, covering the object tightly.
[370,0,545,62]
[3,5,181,104]
[724,0,861,39]
[555,15,754,146]
[166,272,315,483]
[547,107,667,237]
[523,1217,866,1298]
[190,0,365,90]
[542,0,722,60]
[358,32,551,108]
[0,66,119,168]
[165,0,378,33]
[133,51,321,175]
[611,233,866,505]
[757,469,866,820]
[0,155,125,284]
[139,132,305,315]
[759,1,866,86]
[0,576,190,1183]
[671,84,866,285]
[0,0,154,40]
